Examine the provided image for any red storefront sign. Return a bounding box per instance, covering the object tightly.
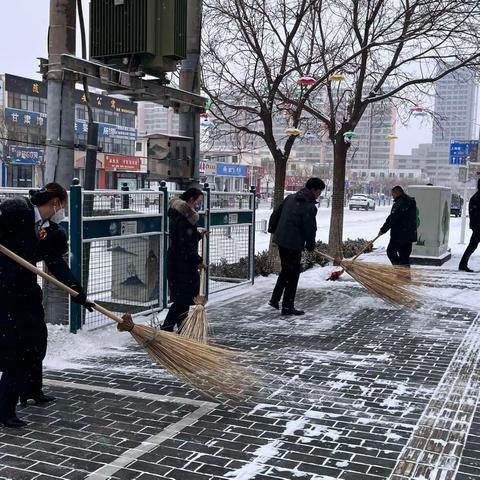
[104,155,141,171]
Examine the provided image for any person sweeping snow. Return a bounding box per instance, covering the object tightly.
[162,188,207,332]
[0,184,93,428]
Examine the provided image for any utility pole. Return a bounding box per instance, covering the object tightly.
[44,0,76,326]
[179,0,202,186]
[44,0,76,188]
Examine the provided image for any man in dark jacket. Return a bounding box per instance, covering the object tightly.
[268,177,325,315]
[379,185,417,266]
[459,179,480,272]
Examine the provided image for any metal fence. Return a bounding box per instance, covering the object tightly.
[0,183,255,333]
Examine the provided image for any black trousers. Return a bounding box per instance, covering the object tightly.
[460,230,480,268]
[386,240,412,266]
[0,368,26,420]
[271,247,302,309]
[162,301,191,332]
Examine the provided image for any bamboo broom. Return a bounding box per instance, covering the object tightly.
[180,237,209,343]
[0,244,254,399]
[327,234,380,281]
[318,249,424,308]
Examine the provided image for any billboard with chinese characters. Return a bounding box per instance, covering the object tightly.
[216,163,247,177]
[75,120,137,140]
[449,140,479,165]
[5,108,47,128]
[8,146,44,165]
[104,155,141,171]
[5,73,137,115]
[199,160,217,176]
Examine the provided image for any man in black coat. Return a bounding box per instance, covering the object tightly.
[0,186,92,428]
[459,179,480,272]
[268,177,325,315]
[379,185,417,266]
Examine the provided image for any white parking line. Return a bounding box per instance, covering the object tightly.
[44,379,218,480]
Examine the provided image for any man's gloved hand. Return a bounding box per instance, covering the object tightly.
[71,285,95,312]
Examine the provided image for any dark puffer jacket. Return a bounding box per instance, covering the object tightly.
[469,191,480,231]
[272,188,318,252]
[166,199,202,303]
[380,193,417,243]
[0,197,79,371]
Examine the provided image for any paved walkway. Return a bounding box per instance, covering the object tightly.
[1,271,480,480]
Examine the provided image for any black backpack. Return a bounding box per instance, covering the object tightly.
[268,202,284,234]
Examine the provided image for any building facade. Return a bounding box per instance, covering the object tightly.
[0,73,146,189]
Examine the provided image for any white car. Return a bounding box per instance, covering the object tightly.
[349,194,376,211]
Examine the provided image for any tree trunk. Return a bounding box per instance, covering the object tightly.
[268,155,287,271]
[273,156,287,210]
[328,139,348,259]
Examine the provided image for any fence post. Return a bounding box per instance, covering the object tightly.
[203,183,211,298]
[121,182,130,209]
[249,186,256,285]
[69,178,82,334]
[160,181,169,309]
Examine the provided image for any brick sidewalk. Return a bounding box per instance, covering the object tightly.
[1,279,480,480]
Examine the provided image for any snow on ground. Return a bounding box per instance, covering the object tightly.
[45,204,480,371]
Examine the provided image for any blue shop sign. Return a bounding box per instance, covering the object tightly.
[5,108,47,128]
[8,146,44,165]
[75,120,137,140]
[216,163,247,177]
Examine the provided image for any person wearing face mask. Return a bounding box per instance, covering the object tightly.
[162,187,207,332]
[0,183,94,428]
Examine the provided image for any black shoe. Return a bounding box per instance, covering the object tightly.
[20,393,56,407]
[268,300,279,310]
[281,307,305,316]
[459,266,474,273]
[0,416,27,428]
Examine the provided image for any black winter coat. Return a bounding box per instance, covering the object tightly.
[0,197,79,371]
[166,199,202,303]
[469,191,480,231]
[271,188,317,252]
[380,193,417,243]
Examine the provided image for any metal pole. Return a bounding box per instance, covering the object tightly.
[179,1,202,183]
[460,162,469,244]
[45,0,76,188]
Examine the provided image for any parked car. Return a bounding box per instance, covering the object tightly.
[348,194,376,211]
[450,193,463,217]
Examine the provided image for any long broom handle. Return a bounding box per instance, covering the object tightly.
[351,234,380,262]
[0,244,124,325]
[199,236,207,296]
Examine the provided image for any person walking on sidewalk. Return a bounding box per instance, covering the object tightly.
[0,184,93,428]
[378,185,417,266]
[162,188,207,332]
[268,178,325,316]
[459,179,480,272]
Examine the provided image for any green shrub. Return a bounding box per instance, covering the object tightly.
[210,238,372,279]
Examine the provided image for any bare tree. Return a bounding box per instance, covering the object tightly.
[281,0,480,257]
[201,0,320,209]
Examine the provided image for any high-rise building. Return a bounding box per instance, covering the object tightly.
[137,102,179,136]
[432,67,478,148]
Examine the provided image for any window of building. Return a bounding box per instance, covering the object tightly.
[136,142,142,152]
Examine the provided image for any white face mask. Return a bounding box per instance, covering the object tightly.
[50,206,65,224]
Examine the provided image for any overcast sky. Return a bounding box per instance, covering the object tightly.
[1,0,431,155]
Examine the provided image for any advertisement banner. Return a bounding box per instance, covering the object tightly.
[216,163,247,177]
[105,155,141,171]
[8,146,43,165]
[5,108,47,128]
[75,121,137,140]
[199,160,217,176]
[286,175,309,188]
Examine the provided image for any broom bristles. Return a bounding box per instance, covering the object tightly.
[118,316,253,398]
[339,260,424,307]
[180,295,209,343]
